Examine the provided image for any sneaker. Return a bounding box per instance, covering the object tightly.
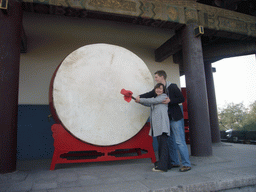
[179,166,191,172]
[171,164,180,168]
[152,167,167,172]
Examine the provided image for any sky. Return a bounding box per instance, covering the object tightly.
[180,54,256,109]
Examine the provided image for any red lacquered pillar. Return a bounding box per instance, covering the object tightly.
[204,61,221,143]
[0,0,23,173]
[181,23,212,156]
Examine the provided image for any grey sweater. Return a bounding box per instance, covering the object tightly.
[139,93,170,137]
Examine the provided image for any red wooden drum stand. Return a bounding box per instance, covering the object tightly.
[50,123,156,170]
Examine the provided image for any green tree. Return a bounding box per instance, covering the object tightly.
[218,102,247,131]
[243,101,256,131]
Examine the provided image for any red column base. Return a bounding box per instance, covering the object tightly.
[50,123,156,170]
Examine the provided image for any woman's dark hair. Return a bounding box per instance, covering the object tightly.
[154,83,165,93]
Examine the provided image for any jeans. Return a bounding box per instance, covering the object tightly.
[168,118,191,167]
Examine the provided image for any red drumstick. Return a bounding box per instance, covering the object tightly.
[120,89,136,103]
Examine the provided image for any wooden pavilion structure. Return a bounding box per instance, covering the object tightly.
[1,0,256,173]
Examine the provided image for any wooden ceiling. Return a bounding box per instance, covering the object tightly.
[21,0,256,59]
[196,0,256,16]
[21,1,256,42]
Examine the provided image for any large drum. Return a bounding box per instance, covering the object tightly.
[49,44,153,146]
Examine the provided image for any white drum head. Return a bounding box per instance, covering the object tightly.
[51,44,153,146]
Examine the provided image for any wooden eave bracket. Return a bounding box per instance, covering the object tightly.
[21,26,27,53]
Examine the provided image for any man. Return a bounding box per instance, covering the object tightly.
[136,70,191,172]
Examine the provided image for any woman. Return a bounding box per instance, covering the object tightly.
[137,83,171,172]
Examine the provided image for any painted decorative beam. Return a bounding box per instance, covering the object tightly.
[21,0,256,38]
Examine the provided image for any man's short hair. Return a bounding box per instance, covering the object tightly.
[154,70,167,80]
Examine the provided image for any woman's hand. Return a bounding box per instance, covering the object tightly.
[162,97,170,104]
[135,96,140,103]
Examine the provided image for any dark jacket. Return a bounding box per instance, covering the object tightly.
[140,82,184,121]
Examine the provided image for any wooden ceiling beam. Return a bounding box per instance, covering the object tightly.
[155,33,182,62]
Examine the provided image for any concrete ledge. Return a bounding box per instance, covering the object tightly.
[152,176,256,192]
